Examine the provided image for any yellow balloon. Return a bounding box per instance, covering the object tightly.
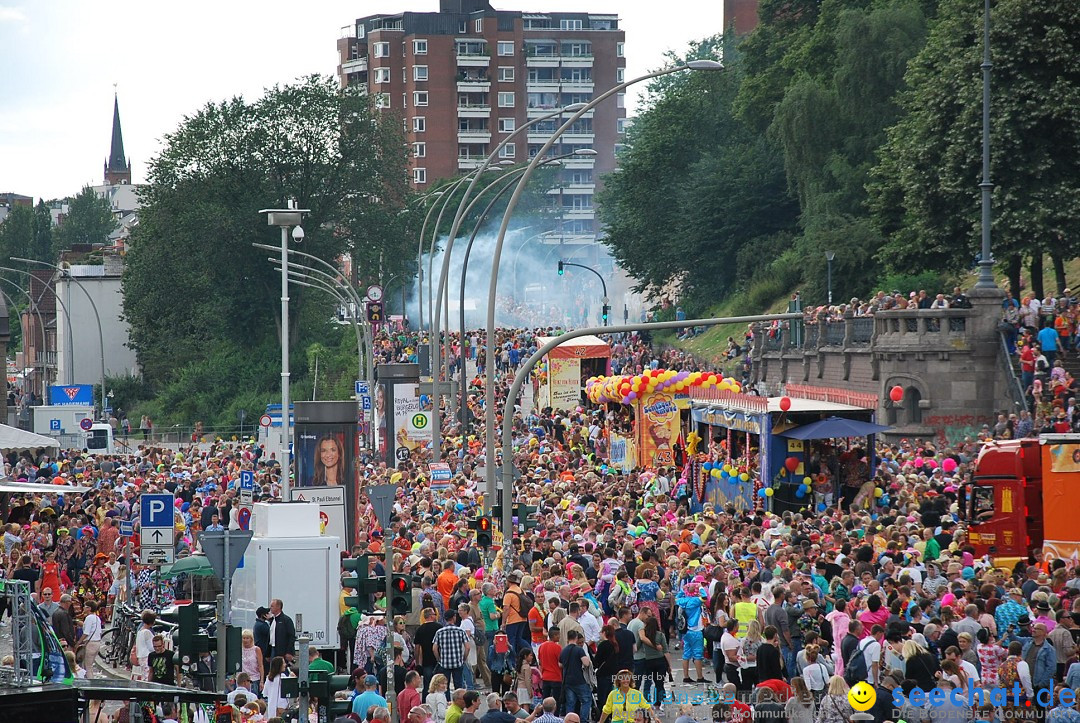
[739,473,749,482]
[874,488,884,498]
[764,488,774,497]
[803,477,812,485]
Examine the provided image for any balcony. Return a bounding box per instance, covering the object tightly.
[457,129,492,144]
[456,51,491,67]
[458,156,488,170]
[457,103,491,117]
[341,56,368,73]
[547,183,595,193]
[561,156,596,169]
[561,207,595,219]
[561,132,595,144]
[525,53,560,68]
[560,54,594,68]
[457,80,491,92]
[526,79,561,93]
[527,106,593,119]
[560,80,594,92]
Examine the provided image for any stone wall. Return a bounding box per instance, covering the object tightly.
[750,287,1012,445]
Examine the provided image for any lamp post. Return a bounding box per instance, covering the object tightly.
[429,106,591,466]
[973,0,997,290]
[415,189,446,333]
[825,250,835,305]
[484,60,724,508]
[258,201,308,500]
[12,258,107,416]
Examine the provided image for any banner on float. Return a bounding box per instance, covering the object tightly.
[636,391,680,469]
[609,431,636,473]
[549,356,581,411]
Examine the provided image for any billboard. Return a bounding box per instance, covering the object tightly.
[636,391,680,469]
[293,401,358,545]
[49,384,93,406]
[376,363,427,465]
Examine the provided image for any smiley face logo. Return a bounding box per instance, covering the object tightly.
[848,681,876,712]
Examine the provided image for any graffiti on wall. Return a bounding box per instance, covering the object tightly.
[924,414,992,446]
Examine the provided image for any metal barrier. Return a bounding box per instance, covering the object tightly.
[999,332,1028,413]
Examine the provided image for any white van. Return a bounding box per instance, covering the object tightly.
[85,423,116,455]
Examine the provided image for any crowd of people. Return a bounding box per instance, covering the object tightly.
[4,322,1080,723]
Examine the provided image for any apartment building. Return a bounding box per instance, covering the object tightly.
[337,0,626,248]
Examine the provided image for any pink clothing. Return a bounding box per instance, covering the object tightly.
[857,606,889,633]
[826,610,851,675]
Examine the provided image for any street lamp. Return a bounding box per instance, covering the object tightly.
[415,189,446,333]
[258,200,308,500]
[484,60,724,520]
[12,257,107,416]
[973,0,997,290]
[825,250,836,305]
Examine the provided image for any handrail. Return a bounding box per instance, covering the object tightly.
[998,332,1028,413]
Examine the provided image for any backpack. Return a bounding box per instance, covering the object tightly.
[843,637,873,686]
[608,581,637,609]
[516,591,535,620]
[999,656,1020,689]
[337,610,358,642]
[676,606,689,635]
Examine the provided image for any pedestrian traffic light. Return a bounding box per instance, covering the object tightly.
[476,516,493,548]
[366,301,384,323]
[602,304,610,323]
[391,575,412,615]
[558,260,564,275]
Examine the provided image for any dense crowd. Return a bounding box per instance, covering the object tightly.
[5,324,1080,723]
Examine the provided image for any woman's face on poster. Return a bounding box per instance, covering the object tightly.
[320,438,340,468]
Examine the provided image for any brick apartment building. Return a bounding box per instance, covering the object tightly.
[336,0,626,250]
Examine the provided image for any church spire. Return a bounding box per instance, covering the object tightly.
[104,92,131,185]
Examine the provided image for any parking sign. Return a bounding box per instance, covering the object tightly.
[140,494,175,529]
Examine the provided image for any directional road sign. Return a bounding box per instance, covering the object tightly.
[140,493,175,566]
[119,520,134,537]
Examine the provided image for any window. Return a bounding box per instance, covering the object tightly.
[375,93,390,108]
[414,65,428,81]
[357,24,365,39]
[413,142,426,158]
[413,116,426,132]
[413,91,429,106]
[617,118,628,134]
[497,41,514,56]
[617,42,625,57]
[459,20,467,33]
[374,67,390,83]
[616,92,625,109]
[413,39,428,54]
[373,42,390,58]
[498,117,516,133]
[402,92,406,108]
[499,143,516,159]
[413,168,427,184]
[498,66,515,82]
[591,18,612,30]
[617,68,625,83]
[475,18,483,32]
[563,42,591,57]
[560,18,583,30]
[570,170,592,185]
[498,92,515,107]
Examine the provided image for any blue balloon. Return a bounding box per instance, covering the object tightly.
[795,488,805,499]
[720,470,729,478]
[729,475,739,485]
[816,503,827,512]
[703,463,712,471]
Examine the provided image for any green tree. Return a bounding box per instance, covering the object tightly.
[123,75,412,424]
[870,0,1080,290]
[54,186,116,250]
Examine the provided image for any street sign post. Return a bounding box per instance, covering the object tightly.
[140,493,175,565]
[199,529,254,694]
[259,414,273,428]
[366,483,397,718]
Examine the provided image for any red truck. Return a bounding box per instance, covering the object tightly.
[965,434,1080,569]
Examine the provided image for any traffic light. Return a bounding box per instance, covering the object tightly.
[343,555,381,612]
[602,304,610,324]
[390,575,412,615]
[477,516,493,548]
[557,260,564,275]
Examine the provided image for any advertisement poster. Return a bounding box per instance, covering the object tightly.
[392,382,432,457]
[294,401,359,544]
[548,356,582,411]
[609,431,636,473]
[636,391,680,469]
[375,383,388,463]
[1049,444,1080,473]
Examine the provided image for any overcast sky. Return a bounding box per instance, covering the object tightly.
[0,0,723,201]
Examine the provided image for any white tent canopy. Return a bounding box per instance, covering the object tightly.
[0,423,60,454]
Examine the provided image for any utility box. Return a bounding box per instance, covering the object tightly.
[231,505,341,651]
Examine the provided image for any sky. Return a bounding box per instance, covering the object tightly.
[0,0,724,202]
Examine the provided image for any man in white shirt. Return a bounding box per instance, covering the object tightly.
[578,605,601,645]
[228,672,255,705]
[863,625,884,686]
